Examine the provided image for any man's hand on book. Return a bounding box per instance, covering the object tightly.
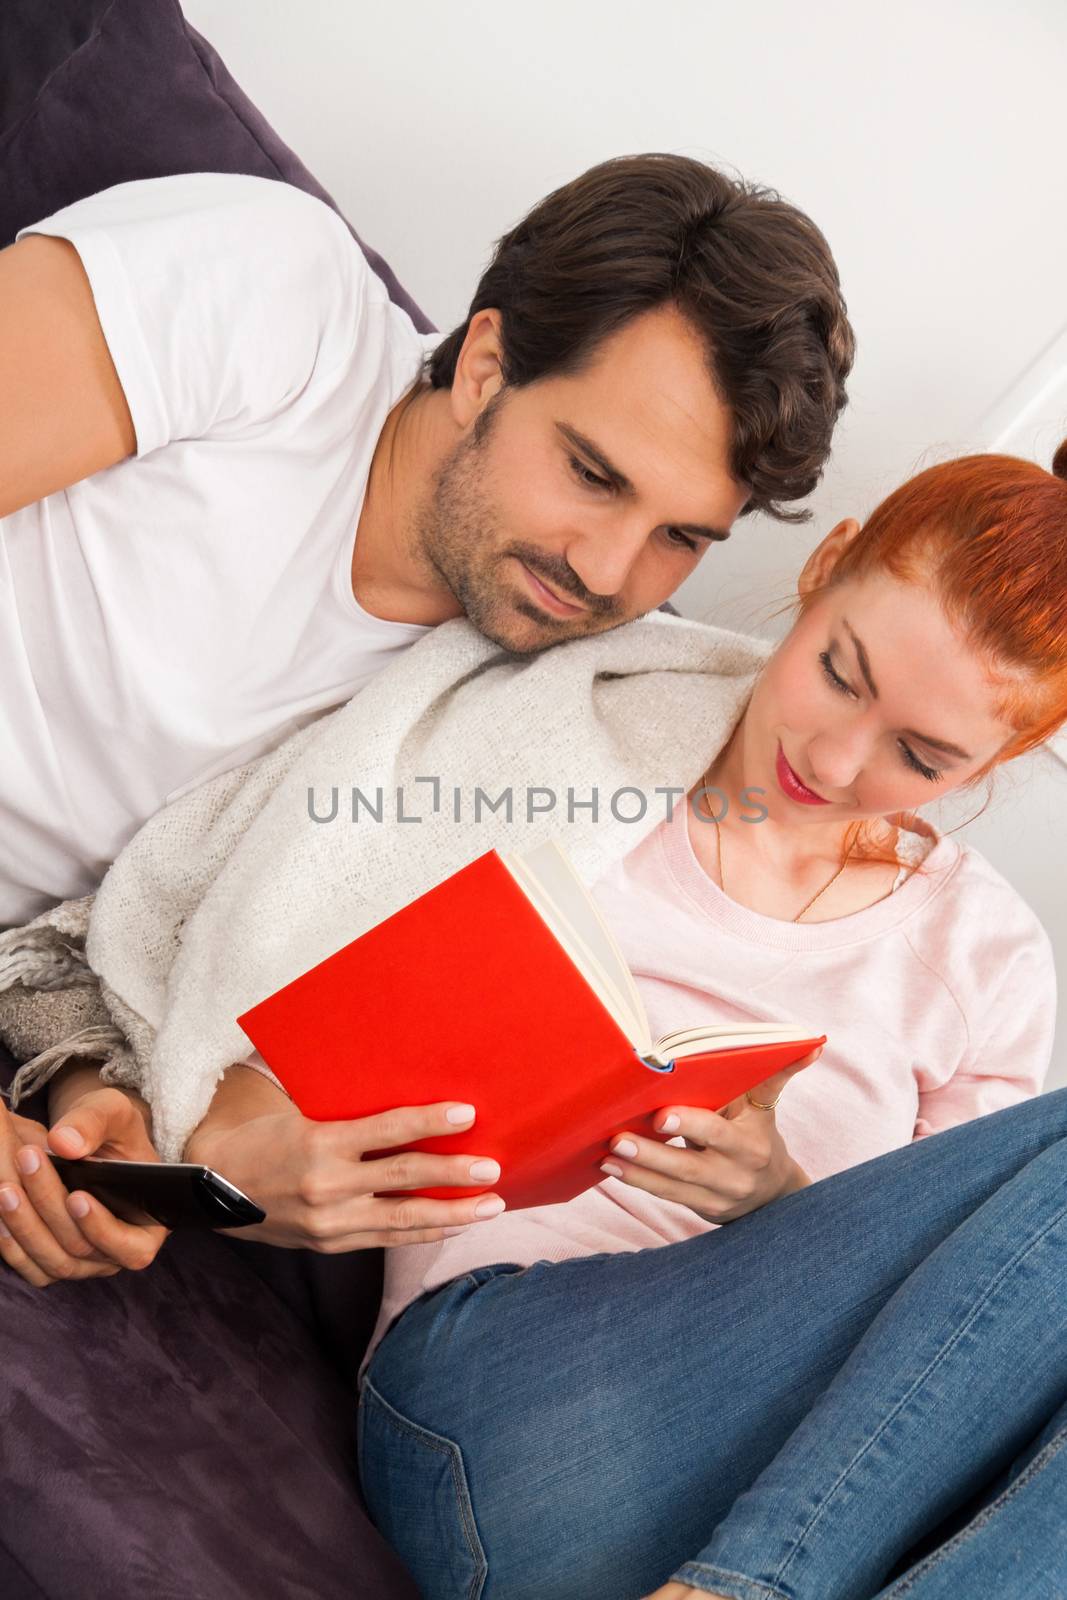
[185,1094,508,1252]
[599,1048,822,1224]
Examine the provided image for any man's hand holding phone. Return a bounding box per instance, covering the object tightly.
[0,1081,169,1288]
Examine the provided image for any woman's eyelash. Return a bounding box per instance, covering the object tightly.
[899,745,942,783]
[817,651,942,784]
[818,650,853,697]
[568,456,699,552]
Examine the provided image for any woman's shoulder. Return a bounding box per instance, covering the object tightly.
[908,825,1055,989]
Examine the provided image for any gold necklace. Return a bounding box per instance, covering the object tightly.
[699,768,855,924]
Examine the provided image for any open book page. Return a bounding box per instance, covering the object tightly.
[660,1023,812,1059]
[501,842,814,1068]
[500,842,652,1054]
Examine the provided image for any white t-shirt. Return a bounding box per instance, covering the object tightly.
[1,173,438,926]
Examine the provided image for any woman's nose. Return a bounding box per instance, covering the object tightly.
[807,729,869,792]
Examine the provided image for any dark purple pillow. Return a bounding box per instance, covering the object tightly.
[0,0,434,333]
[0,1044,418,1599]
[0,1226,419,1599]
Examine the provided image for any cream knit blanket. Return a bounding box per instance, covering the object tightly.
[0,613,770,1161]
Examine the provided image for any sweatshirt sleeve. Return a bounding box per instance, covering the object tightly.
[17,172,371,460]
[913,917,1058,1139]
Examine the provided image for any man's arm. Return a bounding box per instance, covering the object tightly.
[47,1059,151,1135]
[0,1059,168,1289]
[0,235,135,519]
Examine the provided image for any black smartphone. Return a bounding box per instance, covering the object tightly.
[48,1154,266,1231]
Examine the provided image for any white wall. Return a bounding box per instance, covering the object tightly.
[184,0,1067,1087]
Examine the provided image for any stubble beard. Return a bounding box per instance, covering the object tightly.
[413,404,626,655]
[414,424,524,651]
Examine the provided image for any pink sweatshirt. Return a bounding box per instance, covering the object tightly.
[360,802,1057,1385]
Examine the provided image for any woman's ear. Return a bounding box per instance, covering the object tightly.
[450,308,505,429]
[798,518,862,598]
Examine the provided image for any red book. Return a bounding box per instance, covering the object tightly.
[237,842,825,1210]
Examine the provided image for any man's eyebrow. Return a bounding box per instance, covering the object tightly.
[555,422,732,542]
[841,618,972,760]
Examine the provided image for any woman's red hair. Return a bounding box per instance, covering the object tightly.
[792,440,1067,868]
[805,439,1067,769]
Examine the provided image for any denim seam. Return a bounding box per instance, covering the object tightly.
[672,1561,791,1600]
[361,1378,488,1600]
[768,1194,1067,1592]
[876,1423,1067,1597]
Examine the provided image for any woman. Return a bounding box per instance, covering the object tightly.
[350,444,1067,1600]
[2,444,1064,1597]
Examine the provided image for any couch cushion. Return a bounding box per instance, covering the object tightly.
[0,1043,418,1599]
[0,1226,418,1598]
[0,0,433,333]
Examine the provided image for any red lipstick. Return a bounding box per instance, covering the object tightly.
[775,742,831,806]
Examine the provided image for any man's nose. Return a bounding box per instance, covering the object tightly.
[564,519,650,599]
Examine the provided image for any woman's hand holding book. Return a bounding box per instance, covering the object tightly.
[599,1049,821,1225]
[236,846,826,1212]
[184,1068,507,1250]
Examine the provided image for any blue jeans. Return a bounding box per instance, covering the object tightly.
[357,1088,1067,1600]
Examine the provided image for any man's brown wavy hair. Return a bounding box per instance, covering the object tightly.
[426,152,856,523]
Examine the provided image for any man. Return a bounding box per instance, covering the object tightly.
[0,150,853,1282]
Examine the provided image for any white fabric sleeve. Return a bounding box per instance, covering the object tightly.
[914,923,1059,1138]
[17,172,373,459]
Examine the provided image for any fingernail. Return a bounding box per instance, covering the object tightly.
[0,1188,20,1213]
[600,1162,624,1179]
[657,1114,680,1133]
[468,1159,500,1182]
[474,1196,505,1218]
[446,1104,476,1124]
[53,1126,85,1153]
[0,1220,10,1238]
[68,1195,90,1219]
[16,1147,41,1176]
[612,1138,639,1159]
[441,1225,471,1237]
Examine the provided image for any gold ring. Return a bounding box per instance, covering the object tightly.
[745,1090,782,1111]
